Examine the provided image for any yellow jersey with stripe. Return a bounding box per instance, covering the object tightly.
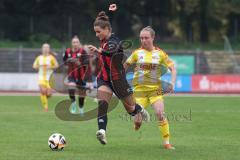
[33,55,58,81]
[126,47,173,91]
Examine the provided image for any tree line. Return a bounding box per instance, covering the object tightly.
[0,0,239,43]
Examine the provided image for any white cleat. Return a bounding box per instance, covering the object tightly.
[79,108,84,116]
[96,129,107,145]
[70,102,77,114]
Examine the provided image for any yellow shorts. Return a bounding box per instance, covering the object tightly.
[134,86,163,108]
[39,80,51,89]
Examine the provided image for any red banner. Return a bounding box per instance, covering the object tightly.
[192,75,240,93]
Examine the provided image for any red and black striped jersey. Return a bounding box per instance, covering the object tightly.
[63,48,92,82]
[98,33,125,81]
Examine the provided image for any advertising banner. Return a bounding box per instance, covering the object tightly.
[192,75,240,93]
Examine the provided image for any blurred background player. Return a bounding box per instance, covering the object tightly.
[63,36,93,115]
[33,43,59,112]
[124,26,176,149]
[88,4,150,145]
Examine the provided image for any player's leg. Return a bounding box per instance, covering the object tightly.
[46,81,52,98]
[78,88,87,115]
[67,77,77,113]
[46,89,52,98]
[96,84,113,145]
[39,84,48,112]
[112,79,150,127]
[151,97,175,149]
[132,91,149,130]
[121,94,150,121]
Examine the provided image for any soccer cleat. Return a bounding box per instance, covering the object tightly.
[140,108,150,122]
[79,108,84,116]
[70,102,77,114]
[164,144,175,150]
[134,122,141,131]
[96,129,107,145]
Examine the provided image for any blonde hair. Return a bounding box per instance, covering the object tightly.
[140,26,155,38]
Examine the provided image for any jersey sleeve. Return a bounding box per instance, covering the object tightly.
[63,50,68,62]
[126,51,138,64]
[161,50,174,68]
[33,56,39,68]
[51,56,58,67]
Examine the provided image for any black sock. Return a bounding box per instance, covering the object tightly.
[78,97,85,108]
[68,89,75,102]
[128,103,143,116]
[97,100,108,131]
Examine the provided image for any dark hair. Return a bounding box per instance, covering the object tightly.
[94,11,112,30]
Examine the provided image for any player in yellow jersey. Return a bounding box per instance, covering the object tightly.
[33,43,59,112]
[124,26,177,149]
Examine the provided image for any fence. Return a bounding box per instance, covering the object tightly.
[0,48,240,92]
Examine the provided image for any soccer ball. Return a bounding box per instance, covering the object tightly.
[48,133,66,151]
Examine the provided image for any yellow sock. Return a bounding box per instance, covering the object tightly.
[159,119,170,144]
[40,95,48,109]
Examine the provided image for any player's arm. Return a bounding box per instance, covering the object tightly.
[50,56,59,69]
[63,50,68,63]
[87,45,102,54]
[63,49,73,64]
[108,3,117,25]
[162,51,177,91]
[124,51,137,71]
[32,56,39,70]
[168,64,177,89]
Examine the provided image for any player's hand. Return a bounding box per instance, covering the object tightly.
[67,58,80,65]
[67,58,77,63]
[167,82,175,93]
[88,45,101,53]
[109,4,117,11]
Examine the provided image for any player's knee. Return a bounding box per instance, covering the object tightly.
[41,89,47,95]
[47,92,52,98]
[156,111,165,121]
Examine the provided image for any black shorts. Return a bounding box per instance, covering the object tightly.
[97,77,133,99]
[68,77,86,89]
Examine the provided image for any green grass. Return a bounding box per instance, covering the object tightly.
[0,96,240,160]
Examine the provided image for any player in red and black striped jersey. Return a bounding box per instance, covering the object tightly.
[63,36,93,115]
[88,4,150,145]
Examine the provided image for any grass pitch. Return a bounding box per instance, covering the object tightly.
[0,95,239,160]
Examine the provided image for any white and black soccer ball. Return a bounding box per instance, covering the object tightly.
[48,133,66,151]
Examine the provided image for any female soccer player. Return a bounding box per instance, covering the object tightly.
[124,26,177,149]
[63,36,93,115]
[88,4,150,145]
[33,43,59,112]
